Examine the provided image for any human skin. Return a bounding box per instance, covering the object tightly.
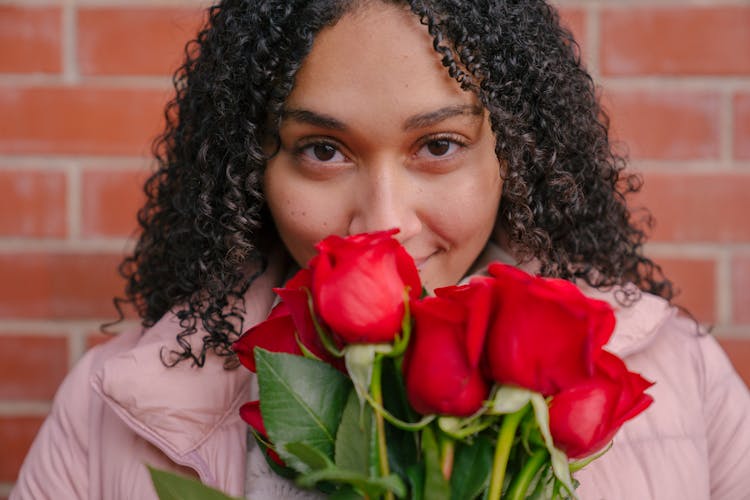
[263,1,504,291]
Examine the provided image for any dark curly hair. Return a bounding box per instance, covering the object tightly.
[115,0,673,367]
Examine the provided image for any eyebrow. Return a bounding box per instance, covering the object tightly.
[281,104,484,132]
[402,104,484,131]
[282,108,348,131]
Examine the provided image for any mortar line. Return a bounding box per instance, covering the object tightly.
[720,91,734,166]
[61,0,79,85]
[68,327,87,367]
[0,401,53,415]
[0,319,137,332]
[716,248,733,326]
[67,161,82,240]
[585,1,599,79]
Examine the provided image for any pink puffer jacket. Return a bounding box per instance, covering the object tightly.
[10,255,750,499]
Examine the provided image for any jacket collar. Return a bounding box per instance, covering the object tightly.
[91,252,287,465]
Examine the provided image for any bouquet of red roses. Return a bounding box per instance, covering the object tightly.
[231,230,653,499]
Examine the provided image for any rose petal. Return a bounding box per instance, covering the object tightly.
[311,231,420,344]
[549,351,654,459]
[404,296,490,416]
[232,310,300,372]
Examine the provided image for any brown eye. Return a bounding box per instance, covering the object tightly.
[426,139,451,156]
[312,143,337,161]
[298,142,345,163]
[416,137,463,161]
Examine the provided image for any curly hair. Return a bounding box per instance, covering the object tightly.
[116,0,673,367]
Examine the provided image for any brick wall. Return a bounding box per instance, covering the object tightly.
[0,0,748,495]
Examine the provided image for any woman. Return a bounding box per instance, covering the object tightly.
[12,0,750,498]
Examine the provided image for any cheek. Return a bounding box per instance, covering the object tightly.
[466,157,504,229]
[419,164,502,290]
[264,168,347,265]
[428,164,503,242]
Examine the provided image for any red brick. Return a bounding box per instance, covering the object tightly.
[601,7,750,76]
[717,338,750,389]
[0,170,66,237]
[0,253,125,319]
[0,6,61,73]
[732,255,750,324]
[735,93,750,160]
[82,168,148,237]
[0,86,169,156]
[655,258,716,323]
[78,7,205,76]
[0,416,44,482]
[606,90,720,160]
[558,7,587,58]
[0,335,68,400]
[634,173,750,243]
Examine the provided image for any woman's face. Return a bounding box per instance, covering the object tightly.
[264,2,503,291]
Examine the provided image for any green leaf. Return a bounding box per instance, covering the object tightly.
[147,466,242,500]
[406,464,425,500]
[335,389,375,475]
[289,440,407,498]
[421,425,451,500]
[329,486,365,500]
[449,437,493,500]
[255,349,351,472]
[299,467,406,497]
[286,441,334,471]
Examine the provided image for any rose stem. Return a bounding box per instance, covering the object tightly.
[487,405,528,500]
[439,434,455,480]
[506,448,548,500]
[370,355,394,500]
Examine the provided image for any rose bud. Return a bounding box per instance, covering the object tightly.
[403,280,493,416]
[548,351,654,459]
[240,401,285,467]
[484,263,616,396]
[311,230,421,344]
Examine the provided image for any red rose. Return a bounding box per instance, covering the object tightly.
[483,263,615,396]
[232,302,302,373]
[403,279,493,416]
[311,230,421,344]
[240,401,285,467]
[232,268,344,372]
[548,350,654,459]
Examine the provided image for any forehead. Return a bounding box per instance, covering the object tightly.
[284,2,476,121]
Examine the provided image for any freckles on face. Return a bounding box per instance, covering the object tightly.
[263,2,503,289]
[262,176,341,265]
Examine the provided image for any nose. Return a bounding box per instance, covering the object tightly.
[348,161,422,243]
